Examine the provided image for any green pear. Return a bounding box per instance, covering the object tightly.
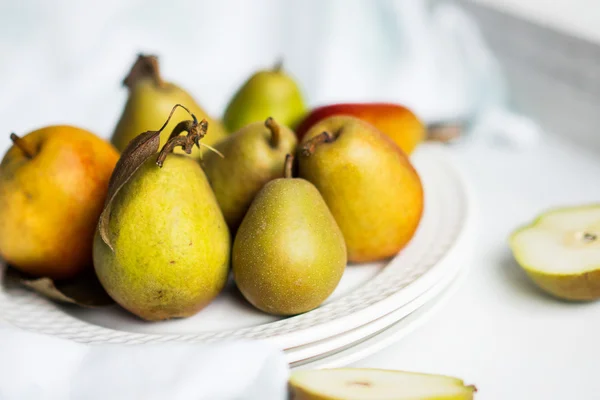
[233,155,346,316]
[93,122,230,321]
[223,62,306,133]
[298,116,424,263]
[111,54,227,158]
[289,369,476,400]
[510,204,600,301]
[202,117,297,232]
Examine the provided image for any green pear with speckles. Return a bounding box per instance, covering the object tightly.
[93,153,230,321]
[232,155,346,316]
[202,117,297,233]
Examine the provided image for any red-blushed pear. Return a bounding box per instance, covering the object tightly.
[0,126,119,279]
[296,103,426,155]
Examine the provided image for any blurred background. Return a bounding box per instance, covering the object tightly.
[0,0,599,151]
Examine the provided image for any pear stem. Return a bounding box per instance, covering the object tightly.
[273,58,283,73]
[265,117,280,148]
[284,154,294,178]
[123,54,166,90]
[300,131,333,157]
[426,121,463,143]
[10,133,34,159]
[156,116,209,167]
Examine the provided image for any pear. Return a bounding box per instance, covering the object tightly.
[232,155,346,316]
[510,204,600,301]
[297,116,424,263]
[0,127,118,279]
[111,54,227,158]
[223,61,306,133]
[289,369,476,400]
[93,116,230,321]
[202,117,297,232]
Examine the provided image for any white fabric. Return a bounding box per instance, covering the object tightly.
[0,323,289,400]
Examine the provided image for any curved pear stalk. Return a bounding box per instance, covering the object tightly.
[9,133,35,159]
[299,131,334,156]
[122,54,166,89]
[98,103,197,251]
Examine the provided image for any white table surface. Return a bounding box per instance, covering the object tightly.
[350,134,600,400]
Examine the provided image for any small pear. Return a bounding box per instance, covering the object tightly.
[510,204,600,301]
[223,61,306,133]
[298,116,424,263]
[289,369,476,400]
[202,117,297,232]
[94,114,230,321]
[111,54,227,158]
[233,155,346,316]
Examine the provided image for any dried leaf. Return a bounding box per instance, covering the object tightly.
[4,266,114,307]
[98,129,162,251]
[98,104,193,250]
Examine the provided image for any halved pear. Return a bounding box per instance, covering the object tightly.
[510,204,600,301]
[289,368,476,400]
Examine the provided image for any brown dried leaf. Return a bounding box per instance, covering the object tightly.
[5,266,114,307]
[98,104,195,251]
[98,129,162,250]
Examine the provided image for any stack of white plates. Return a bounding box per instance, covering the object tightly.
[0,144,473,368]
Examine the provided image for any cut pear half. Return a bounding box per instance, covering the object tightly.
[289,368,476,400]
[510,204,600,301]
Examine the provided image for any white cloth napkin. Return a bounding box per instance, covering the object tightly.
[0,323,289,400]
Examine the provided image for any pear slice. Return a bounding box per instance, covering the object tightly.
[510,204,600,301]
[289,368,476,400]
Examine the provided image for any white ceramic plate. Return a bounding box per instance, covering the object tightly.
[285,239,466,364]
[293,262,468,369]
[0,144,470,350]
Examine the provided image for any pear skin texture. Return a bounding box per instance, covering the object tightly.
[202,120,297,232]
[93,155,230,321]
[232,178,346,316]
[223,69,306,133]
[0,126,119,279]
[296,103,425,155]
[524,269,600,301]
[289,368,476,400]
[299,116,424,263]
[111,78,227,158]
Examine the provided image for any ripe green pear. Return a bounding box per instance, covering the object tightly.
[233,156,346,316]
[202,117,297,232]
[298,116,424,263]
[93,154,230,321]
[111,54,227,158]
[223,62,306,133]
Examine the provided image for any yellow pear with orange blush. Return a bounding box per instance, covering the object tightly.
[0,126,119,279]
[298,116,424,263]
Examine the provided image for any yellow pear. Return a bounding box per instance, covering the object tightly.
[0,126,118,279]
[111,54,227,158]
[298,116,423,263]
